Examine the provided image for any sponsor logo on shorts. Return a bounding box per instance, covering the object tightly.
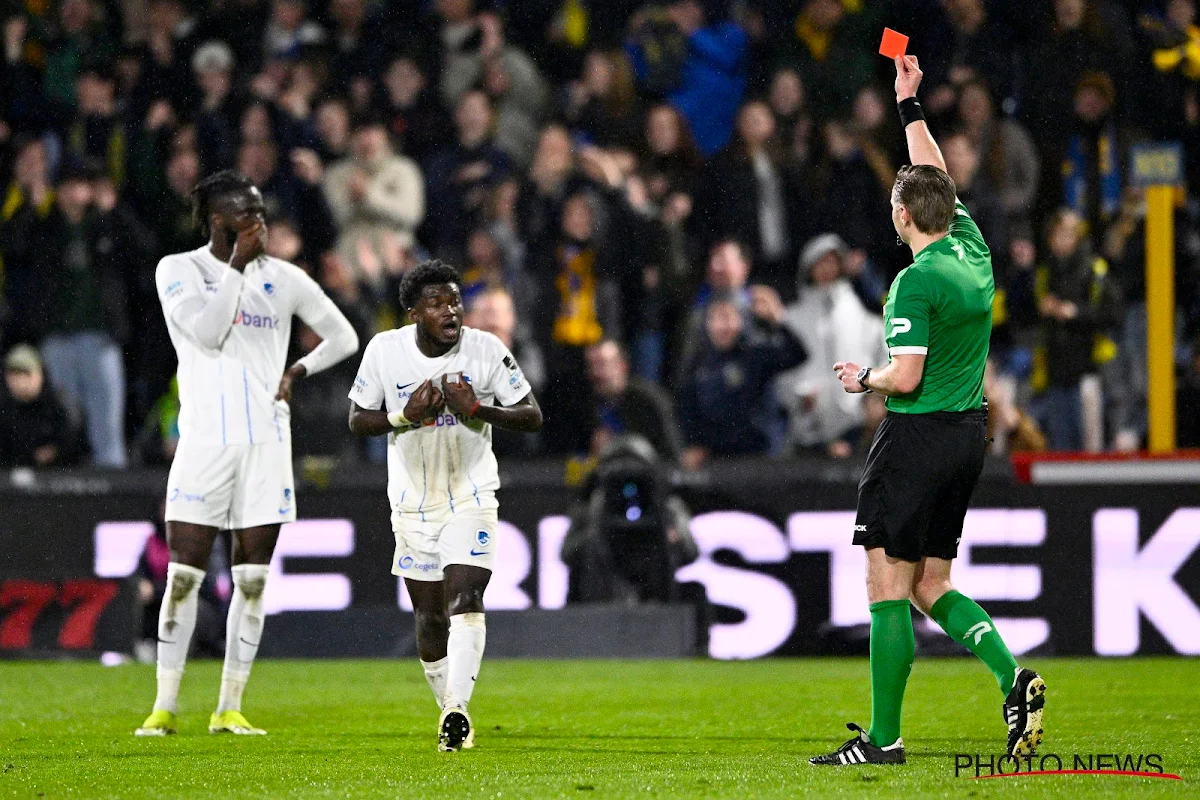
[476,530,491,546]
[397,555,438,572]
[278,487,293,515]
[168,488,206,503]
[469,549,488,557]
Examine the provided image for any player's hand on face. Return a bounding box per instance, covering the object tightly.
[894,55,922,101]
[834,361,868,394]
[440,372,478,416]
[230,221,267,271]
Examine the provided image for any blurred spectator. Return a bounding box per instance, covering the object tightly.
[464,286,545,456]
[767,67,816,164]
[627,0,748,156]
[128,0,197,117]
[323,118,425,288]
[639,103,702,208]
[424,89,512,259]
[60,64,128,188]
[461,226,536,326]
[1142,0,1200,139]
[327,0,385,90]
[518,125,591,251]
[675,238,752,379]
[192,40,240,173]
[379,55,453,166]
[42,0,116,109]
[922,0,1016,110]
[263,0,325,63]
[0,161,135,466]
[778,0,873,117]
[2,136,54,227]
[957,80,1040,243]
[777,234,886,459]
[812,118,896,272]
[0,344,83,468]
[585,338,683,462]
[1023,0,1136,148]
[1,14,42,135]
[438,3,549,161]
[535,191,625,455]
[1030,209,1123,451]
[562,49,641,147]
[1048,72,1142,238]
[677,292,806,468]
[696,99,804,298]
[313,96,353,164]
[943,133,1008,265]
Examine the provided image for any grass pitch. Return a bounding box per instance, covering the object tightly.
[1,658,1196,799]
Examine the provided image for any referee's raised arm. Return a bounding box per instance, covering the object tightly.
[894,55,946,173]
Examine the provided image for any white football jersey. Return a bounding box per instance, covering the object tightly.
[348,325,531,516]
[156,246,342,446]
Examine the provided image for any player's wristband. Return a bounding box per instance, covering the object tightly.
[897,97,925,128]
[468,400,481,418]
[387,410,416,428]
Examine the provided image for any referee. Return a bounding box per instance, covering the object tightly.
[810,56,1046,767]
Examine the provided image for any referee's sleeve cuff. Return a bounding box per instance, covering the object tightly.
[890,346,929,356]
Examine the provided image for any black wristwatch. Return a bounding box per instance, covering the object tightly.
[856,366,873,392]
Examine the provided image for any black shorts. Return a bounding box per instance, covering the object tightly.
[853,408,988,562]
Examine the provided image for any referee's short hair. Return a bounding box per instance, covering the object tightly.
[892,165,957,235]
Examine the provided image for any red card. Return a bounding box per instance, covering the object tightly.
[879,28,909,59]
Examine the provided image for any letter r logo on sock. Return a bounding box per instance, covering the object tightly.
[965,621,993,646]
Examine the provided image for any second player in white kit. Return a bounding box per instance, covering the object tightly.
[349,260,542,751]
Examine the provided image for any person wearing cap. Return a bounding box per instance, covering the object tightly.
[0,344,83,468]
[776,233,886,458]
[0,159,133,467]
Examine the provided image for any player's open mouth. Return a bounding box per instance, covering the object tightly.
[441,321,460,336]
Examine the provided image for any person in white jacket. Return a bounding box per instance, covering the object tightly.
[778,234,887,458]
[323,119,425,289]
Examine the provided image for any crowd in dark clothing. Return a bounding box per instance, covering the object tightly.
[2,0,1199,469]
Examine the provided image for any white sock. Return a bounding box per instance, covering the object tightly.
[218,563,269,713]
[445,613,486,708]
[153,562,206,713]
[422,657,449,709]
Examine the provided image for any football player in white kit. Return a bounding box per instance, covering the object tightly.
[136,171,359,736]
[348,260,542,751]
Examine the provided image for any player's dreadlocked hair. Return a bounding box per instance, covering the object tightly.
[398,259,462,311]
[190,170,255,235]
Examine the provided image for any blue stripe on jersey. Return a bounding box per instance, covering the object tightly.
[447,482,455,513]
[417,445,427,523]
[243,366,254,444]
[467,468,481,506]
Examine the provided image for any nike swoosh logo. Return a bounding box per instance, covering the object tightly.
[239,637,260,647]
[397,382,415,390]
[469,549,488,556]
[156,637,176,645]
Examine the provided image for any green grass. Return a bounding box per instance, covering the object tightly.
[0,658,1196,798]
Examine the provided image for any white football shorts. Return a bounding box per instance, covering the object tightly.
[165,435,296,530]
[390,501,499,581]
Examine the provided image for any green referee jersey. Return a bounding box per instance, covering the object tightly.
[882,201,994,413]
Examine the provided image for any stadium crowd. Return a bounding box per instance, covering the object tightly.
[1,0,1199,469]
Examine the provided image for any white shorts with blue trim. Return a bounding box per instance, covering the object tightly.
[390,499,499,581]
[165,436,296,530]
